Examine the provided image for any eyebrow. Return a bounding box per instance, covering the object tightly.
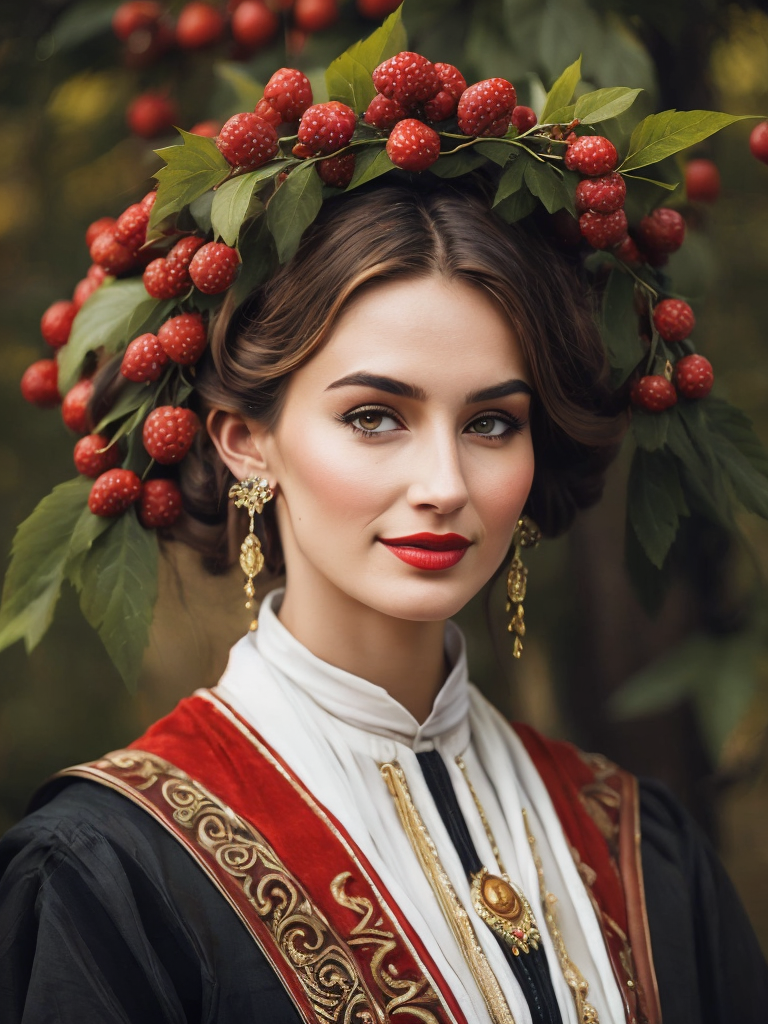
[326,373,533,403]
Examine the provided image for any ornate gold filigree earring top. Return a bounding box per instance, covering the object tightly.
[228,476,274,632]
[506,515,541,659]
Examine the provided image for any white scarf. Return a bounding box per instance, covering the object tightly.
[214,589,626,1024]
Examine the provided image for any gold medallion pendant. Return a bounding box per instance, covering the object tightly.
[471,867,541,956]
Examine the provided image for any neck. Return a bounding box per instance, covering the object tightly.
[277,582,448,724]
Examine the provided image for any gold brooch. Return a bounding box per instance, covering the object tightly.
[470,867,541,956]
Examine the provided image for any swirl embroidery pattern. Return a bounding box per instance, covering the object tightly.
[69,751,382,1024]
[331,871,440,1023]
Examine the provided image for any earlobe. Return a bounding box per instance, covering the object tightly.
[206,409,271,483]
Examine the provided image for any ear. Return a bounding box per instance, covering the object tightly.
[206,409,273,485]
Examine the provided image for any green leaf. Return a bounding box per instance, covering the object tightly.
[621,172,678,191]
[266,161,324,264]
[67,508,113,591]
[0,478,91,654]
[600,269,644,385]
[523,161,575,216]
[624,513,671,615]
[189,190,214,234]
[94,380,157,434]
[58,280,172,393]
[574,87,642,125]
[346,145,396,189]
[229,215,275,309]
[493,154,528,207]
[430,150,487,178]
[703,406,768,519]
[211,172,265,246]
[621,110,756,172]
[325,5,407,112]
[495,186,537,224]
[627,447,688,569]
[541,57,581,123]
[475,141,516,168]
[666,406,730,524]
[542,105,575,125]
[150,130,231,234]
[631,408,671,451]
[78,508,158,689]
[705,398,768,478]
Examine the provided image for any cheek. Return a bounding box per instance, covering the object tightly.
[472,443,535,539]
[275,422,393,525]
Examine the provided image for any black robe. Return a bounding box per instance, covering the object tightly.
[0,776,766,1023]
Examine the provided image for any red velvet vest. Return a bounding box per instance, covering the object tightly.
[58,690,661,1024]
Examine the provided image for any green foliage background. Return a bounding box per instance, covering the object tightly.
[2,0,768,949]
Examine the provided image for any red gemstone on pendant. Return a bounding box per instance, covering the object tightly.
[513,928,524,939]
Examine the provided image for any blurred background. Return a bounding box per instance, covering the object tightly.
[2,0,768,952]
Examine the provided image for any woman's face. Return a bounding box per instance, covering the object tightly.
[258,274,535,623]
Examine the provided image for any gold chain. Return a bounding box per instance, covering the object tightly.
[380,762,518,1024]
[457,757,600,1024]
[522,808,600,1024]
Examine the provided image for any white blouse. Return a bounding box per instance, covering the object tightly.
[215,589,626,1024]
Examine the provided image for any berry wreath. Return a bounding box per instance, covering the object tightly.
[2,7,766,686]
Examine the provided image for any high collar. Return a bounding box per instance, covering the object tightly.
[248,589,471,751]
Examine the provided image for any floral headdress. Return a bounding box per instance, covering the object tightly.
[2,6,765,686]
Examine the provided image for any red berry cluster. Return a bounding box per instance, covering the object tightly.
[82,402,199,524]
[631,295,714,412]
[21,173,214,528]
[565,133,688,266]
[362,50,533,173]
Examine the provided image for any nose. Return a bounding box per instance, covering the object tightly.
[406,428,469,514]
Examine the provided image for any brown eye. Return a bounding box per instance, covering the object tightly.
[472,417,495,434]
[359,412,383,430]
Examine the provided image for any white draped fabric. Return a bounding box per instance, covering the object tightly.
[214,589,626,1024]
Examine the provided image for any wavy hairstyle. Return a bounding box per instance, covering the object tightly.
[178,177,624,573]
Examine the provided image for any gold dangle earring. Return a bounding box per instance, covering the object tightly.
[228,476,274,632]
[506,515,541,659]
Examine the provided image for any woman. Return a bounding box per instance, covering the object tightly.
[1,32,767,1024]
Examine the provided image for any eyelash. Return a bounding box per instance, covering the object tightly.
[337,404,525,441]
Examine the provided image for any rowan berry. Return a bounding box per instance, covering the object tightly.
[297,102,356,155]
[578,209,628,249]
[630,375,677,412]
[88,469,142,517]
[373,52,441,109]
[564,135,618,176]
[457,78,516,137]
[653,299,696,343]
[143,406,200,464]
[20,359,60,408]
[574,171,626,213]
[675,355,714,399]
[217,112,279,170]
[139,478,184,528]
[636,208,685,255]
[121,333,169,382]
[41,300,77,349]
[61,378,94,434]
[74,434,120,478]
[386,119,441,172]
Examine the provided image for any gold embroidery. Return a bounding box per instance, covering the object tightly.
[92,752,377,1024]
[198,690,460,1024]
[523,808,599,1024]
[380,761,517,1024]
[331,872,441,1022]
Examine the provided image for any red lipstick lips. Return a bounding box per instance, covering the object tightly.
[378,532,471,570]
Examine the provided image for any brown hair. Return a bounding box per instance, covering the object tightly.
[179,177,624,573]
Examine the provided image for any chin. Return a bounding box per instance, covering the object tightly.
[362,577,487,623]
